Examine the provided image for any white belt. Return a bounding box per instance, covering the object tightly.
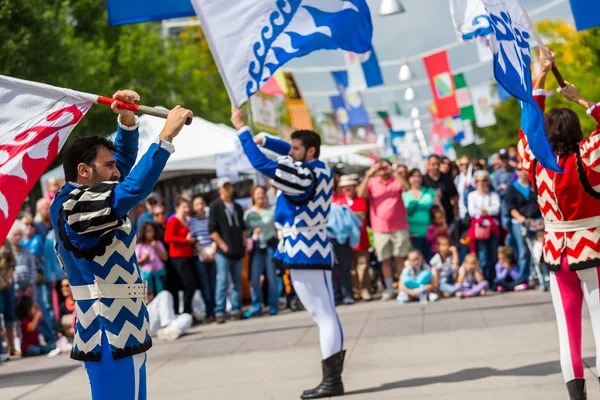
[71,282,147,301]
[278,224,327,238]
[545,216,600,232]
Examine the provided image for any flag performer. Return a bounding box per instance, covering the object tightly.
[50,90,192,400]
[231,107,345,399]
[519,50,600,400]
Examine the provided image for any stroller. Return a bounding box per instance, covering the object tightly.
[520,218,549,292]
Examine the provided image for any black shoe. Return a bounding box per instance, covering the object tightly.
[300,350,345,399]
[566,379,586,400]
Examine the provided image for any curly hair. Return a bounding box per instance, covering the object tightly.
[545,108,583,156]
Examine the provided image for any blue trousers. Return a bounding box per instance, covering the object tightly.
[510,222,531,280]
[196,259,217,318]
[85,332,147,400]
[214,253,243,316]
[402,270,433,289]
[248,246,279,314]
[410,236,431,262]
[476,235,500,286]
[331,239,353,301]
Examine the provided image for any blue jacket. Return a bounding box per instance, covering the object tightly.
[43,230,65,283]
[50,119,173,361]
[238,129,334,270]
[327,203,360,248]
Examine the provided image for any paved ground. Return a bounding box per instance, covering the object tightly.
[0,290,598,399]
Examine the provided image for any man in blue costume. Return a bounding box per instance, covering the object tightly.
[50,90,192,400]
[231,108,345,399]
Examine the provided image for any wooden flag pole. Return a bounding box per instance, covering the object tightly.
[96,96,193,125]
[517,0,566,87]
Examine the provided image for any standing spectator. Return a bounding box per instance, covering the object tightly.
[506,162,541,280]
[33,198,53,240]
[58,278,75,341]
[336,175,372,301]
[467,170,501,286]
[136,222,168,299]
[209,178,246,323]
[440,157,452,177]
[43,230,64,325]
[189,195,217,323]
[492,149,516,245]
[454,156,473,223]
[423,155,459,226]
[507,144,519,168]
[152,204,180,314]
[243,185,279,317]
[396,164,408,180]
[20,216,43,266]
[44,178,61,201]
[137,193,162,232]
[152,205,168,242]
[357,159,410,301]
[9,221,37,299]
[494,246,528,293]
[426,206,449,255]
[402,168,436,260]
[0,242,17,360]
[164,196,200,316]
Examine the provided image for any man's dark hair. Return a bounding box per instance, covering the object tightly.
[378,158,392,166]
[16,296,34,320]
[291,130,321,159]
[62,136,117,183]
[545,108,583,156]
[428,154,441,162]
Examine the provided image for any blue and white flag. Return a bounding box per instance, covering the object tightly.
[191,0,373,107]
[344,49,384,91]
[449,0,561,172]
[331,71,371,127]
[570,0,600,31]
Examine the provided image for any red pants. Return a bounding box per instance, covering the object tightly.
[550,253,600,383]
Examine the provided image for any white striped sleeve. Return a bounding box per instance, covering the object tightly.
[271,157,315,197]
[63,182,121,236]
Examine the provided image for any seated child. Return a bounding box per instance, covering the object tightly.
[16,296,56,357]
[398,249,438,304]
[429,236,459,297]
[494,246,528,293]
[426,206,449,255]
[454,254,489,298]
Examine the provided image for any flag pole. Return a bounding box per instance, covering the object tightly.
[96,96,192,125]
[516,0,566,87]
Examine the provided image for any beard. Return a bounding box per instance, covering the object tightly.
[89,167,119,185]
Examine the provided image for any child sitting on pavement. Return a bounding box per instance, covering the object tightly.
[16,296,58,357]
[454,253,489,299]
[494,246,528,293]
[430,236,459,298]
[398,249,438,304]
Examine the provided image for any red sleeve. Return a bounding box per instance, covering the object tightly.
[164,219,189,244]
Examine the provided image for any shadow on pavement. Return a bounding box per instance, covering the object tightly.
[0,365,79,389]
[345,357,593,395]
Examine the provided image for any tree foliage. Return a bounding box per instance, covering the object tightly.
[472,20,600,155]
[0,0,231,143]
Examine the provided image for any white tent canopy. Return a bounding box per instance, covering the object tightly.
[40,114,379,191]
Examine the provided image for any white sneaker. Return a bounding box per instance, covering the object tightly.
[47,347,61,358]
[157,328,181,341]
[428,292,439,303]
[381,291,396,302]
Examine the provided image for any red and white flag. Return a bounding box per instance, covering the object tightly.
[0,75,95,242]
[422,50,460,119]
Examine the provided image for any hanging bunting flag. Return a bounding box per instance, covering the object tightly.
[423,50,460,119]
[470,82,497,128]
[453,73,475,121]
[394,102,403,116]
[460,119,476,146]
[377,111,393,130]
[331,95,350,144]
[569,0,600,31]
[283,72,314,130]
[345,49,384,92]
[449,0,560,171]
[191,0,373,107]
[331,71,371,127]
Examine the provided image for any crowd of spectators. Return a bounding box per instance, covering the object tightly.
[0,146,545,363]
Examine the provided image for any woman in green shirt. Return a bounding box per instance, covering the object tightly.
[402,169,436,261]
[243,185,279,317]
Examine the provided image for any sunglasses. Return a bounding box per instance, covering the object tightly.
[460,163,469,167]
[475,180,488,183]
[153,212,165,217]
[61,284,70,288]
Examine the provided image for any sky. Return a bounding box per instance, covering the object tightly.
[285,0,574,131]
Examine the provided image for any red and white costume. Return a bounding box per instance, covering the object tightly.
[519,90,600,383]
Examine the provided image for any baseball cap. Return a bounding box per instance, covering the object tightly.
[339,175,359,187]
[215,177,233,188]
[498,149,509,159]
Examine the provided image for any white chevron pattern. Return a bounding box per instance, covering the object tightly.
[518,138,533,171]
[307,196,332,213]
[580,136,600,169]
[94,235,137,266]
[76,298,145,329]
[96,264,139,284]
[76,301,101,329]
[73,330,102,354]
[106,319,150,349]
[294,212,327,227]
[284,240,332,258]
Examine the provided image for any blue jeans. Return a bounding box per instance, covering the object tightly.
[402,270,433,289]
[331,239,353,301]
[196,259,217,318]
[23,343,55,357]
[476,235,500,286]
[511,222,531,280]
[0,284,16,328]
[410,236,430,261]
[439,281,455,294]
[248,245,279,314]
[214,253,243,317]
[502,214,516,248]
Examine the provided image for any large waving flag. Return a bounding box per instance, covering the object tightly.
[449,0,560,172]
[0,75,95,243]
[191,0,373,107]
[569,0,600,31]
[107,0,195,25]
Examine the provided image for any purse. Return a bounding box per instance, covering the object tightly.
[474,224,491,240]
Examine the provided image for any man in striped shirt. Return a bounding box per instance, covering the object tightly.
[231,107,345,400]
